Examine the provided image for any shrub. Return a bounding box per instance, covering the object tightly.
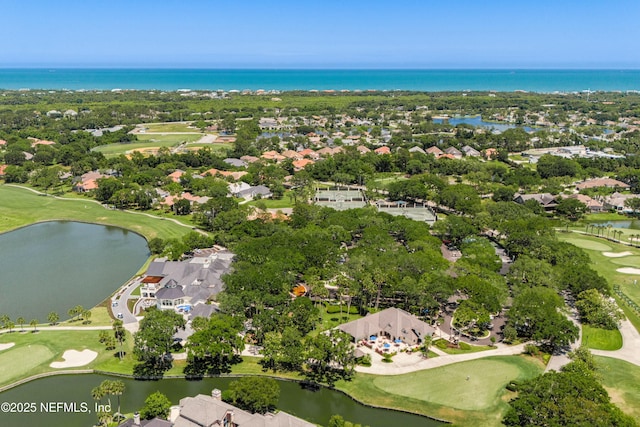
[325,304,359,314]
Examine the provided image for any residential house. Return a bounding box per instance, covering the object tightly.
[236,185,272,200]
[223,158,248,168]
[118,413,171,427]
[161,192,210,210]
[513,193,558,211]
[374,146,391,155]
[140,248,234,312]
[337,307,435,346]
[73,171,108,192]
[172,389,315,427]
[203,168,248,181]
[444,147,463,160]
[228,182,252,196]
[298,148,319,159]
[292,158,315,171]
[603,192,640,213]
[461,145,481,157]
[0,164,7,178]
[356,145,371,154]
[567,194,604,213]
[261,151,286,162]
[408,146,426,155]
[168,169,186,183]
[484,148,499,160]
[425,146,444,157]
[281,150,303,160]
[239,155,260,164]
[576,178,630,191]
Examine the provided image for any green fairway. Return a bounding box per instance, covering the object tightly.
[93,134,202,157]
[582,325,623,350]
[562,237,612,251]
[142,122,198,133]
[595,356,640,420]
[0,345,54,385]
[0,185,191,241]
[558,233,640,329]
[0,330,119,388]
[337,356,544,427]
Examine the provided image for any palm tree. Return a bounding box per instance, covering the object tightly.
[607,225,613,239]
[16,316,25,331]
[422,334,433,359]
[30,319,38,332]
[109,380,125,421]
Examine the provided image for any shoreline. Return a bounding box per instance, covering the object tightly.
[0,368,451,424]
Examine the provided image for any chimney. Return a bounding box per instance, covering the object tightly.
[211,389,222,400]
[133,412,141,426]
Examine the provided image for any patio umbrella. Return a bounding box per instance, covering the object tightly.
[370,335,377,341]
[383,343,391,348]
[394,339,402,344]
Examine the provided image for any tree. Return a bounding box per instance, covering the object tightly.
[16,316,25,331]
[30,318,38,332]
[305,329,356,386]
[82,309,92,324]
[555,197,588,221]
[140,391,172,420]
[148,237,165,255]
[225,376,280,414]
[624,197,640,215]
[185,315,244,377]
[503,369,635,426]
[508,287,578,350]
[133,308,185,378]
[113,319,127,360]
[576,289,625,330]
[47,311,59,325]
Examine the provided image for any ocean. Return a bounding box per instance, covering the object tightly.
[0,69,639,92]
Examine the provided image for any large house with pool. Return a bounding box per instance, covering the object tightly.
[139,247,234,315]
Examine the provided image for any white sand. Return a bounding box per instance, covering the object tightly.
[50,349,98,368]
[0,343,15,351]
[603,251,633,258]
[616,268,640,275]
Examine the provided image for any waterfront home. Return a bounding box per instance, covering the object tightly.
[603,192,639,213]
[140,248,234,312]
[171,389,315,427]
[338,307,435,347]
[73,171,108,192]
[567,194,604,213]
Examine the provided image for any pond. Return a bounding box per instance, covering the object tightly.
[0,374,443,427]
[587,220,640,230]
[433,116,541,133]
[0,221,149,320]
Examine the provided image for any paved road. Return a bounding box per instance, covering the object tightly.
[592,319,640,365]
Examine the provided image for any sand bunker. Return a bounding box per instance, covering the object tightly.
[603,251,633,258]
[616,268,640,275]
[0,343,15,351]
[50,349,98,368]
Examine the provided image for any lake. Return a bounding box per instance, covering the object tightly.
[587,220,640,230]
[0,221,149,320]
[433,115,541,133]
[0,374,443,427]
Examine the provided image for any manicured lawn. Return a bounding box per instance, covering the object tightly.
[336,355,544,427]
[595,356,640,420]
[0,330,118,388]
[558,232,640,332]
[184,142,232,152]
[582,325,623,350]
[310,305,363,336]
[0,185,191,241]
[562,237,612,251]
[136,133,202,144]
[93,134,202,157]
[246,194,295,209]
[433,339,494,355]
[142,122,198,133]
[60,307,113,327]
[230,356,303,380]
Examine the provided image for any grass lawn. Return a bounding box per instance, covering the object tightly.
[433,339,494,355]
[0,330,120,388]
[582,325,623,350]
[184,142,232,152]
[142,122,198,133]
[0,185,191,241]
[59,307,113,327]
[336,355,544,427]
[93,134,202,157]
[246,194,295,209]
[558,232,640,332]
[309,305,363,337]
[595,356,640,420]
[230,356,303,380]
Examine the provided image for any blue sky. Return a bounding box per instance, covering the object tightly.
[1,0,638,68]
